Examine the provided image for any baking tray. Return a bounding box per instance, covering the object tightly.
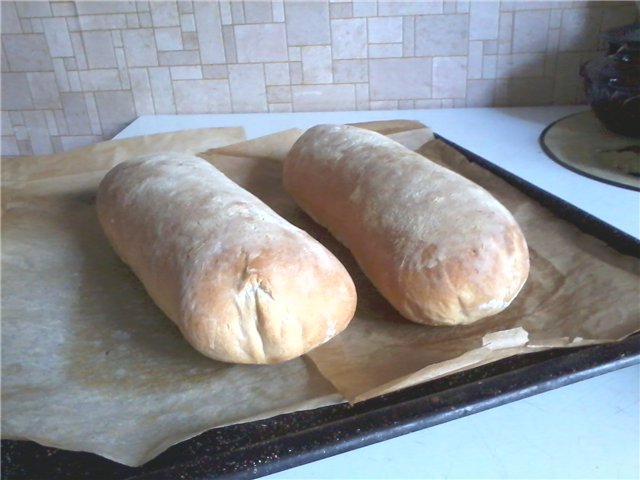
[3,136,639,480]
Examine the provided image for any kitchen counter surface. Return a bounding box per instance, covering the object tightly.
[115,106,639,479]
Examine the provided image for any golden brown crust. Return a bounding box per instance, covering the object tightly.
[96,152,356,364]
[283,125,530,326]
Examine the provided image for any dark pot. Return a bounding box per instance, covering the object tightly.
[580,22,640,138]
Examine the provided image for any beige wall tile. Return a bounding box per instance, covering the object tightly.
[27,72,62,108]
[138,12,152,28]
[78,14,127,30]
[59,135,102,151]
[79,70,122,92]
[285,1,331,45]
[292,84,356,111]
[378,1,442,16]
[19,18,32,33]
[468,40,483,79]
[1,2,22,34]
[1,73,34,110]
[122,29,158,67]
[150,1,180,27]
[498,11,513,54]
[203,65,229,79]
[155,27,183,51]
[269,103,292,112]
[75,2,137,15]
[244,1,272,23]
[559,8,601,52]
[42,18,73,57]
[353,1,376,17]
[513,10,550,53]
[70,32,89,70]
[177,1,193,14]
[194,1,225,63]
[2,137,20,156]
[115,47,131,89]
[15,2,52,17]
[112,30,123,47]
[482,54,498,78]
[222,25,237,63]
[3,34,53,71]
[546,28,560,54]
[469,1,500,41]
[266,85,291,103]
[369,43,403,58]
[51,2,76,16]
[271,0,285,22]
[484,39,498,55]
[466,79,496,107]
[433,56,467,98]
[444,1,457,14]
[53,57,72,92]
[54,110,69,135]
[170,66,203,80]
[67,71,81,91]
[403,16,414,56]
[180,13,196,32]
[148,67,176,113]
[356,83,369,110]
[44,110,58,136]
[235,24,288,62]
[267,85,291,103]
[496,53,545,78]
[549,8,562,29]
[84,91,104,135]
[369,58,431,100]
[174,79,232,113]
[23,111,53,154]
[31,18,44,33]
[182,31,198,50]
[82,31,117,69]
[415,14,468,56]
[370,100,398,110]
[289,62,303,84]
[128,68,155,115]
[302,46,333,84]
[231,1,245,23]
[94,91,135,137]
[158,50,201,66]
[265,63,290,85]
[288,46,302,61]
[0,0,624,154]
[330,2,352,19]
[368,17,402,43]
[2,112,14,136]
[508,77,553,105]
[332,18,367,59]
[126,13,140,28]
[333,59,368,83]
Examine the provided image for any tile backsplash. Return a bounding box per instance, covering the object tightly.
[1,0,637,156]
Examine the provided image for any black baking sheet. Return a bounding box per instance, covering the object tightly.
[2,137,639,480]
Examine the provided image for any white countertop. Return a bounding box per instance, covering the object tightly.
[115,106,639,479]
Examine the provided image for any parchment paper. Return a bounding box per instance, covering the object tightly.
[203,125,639,402]
[2,122,639,466]
[1,127,341,467]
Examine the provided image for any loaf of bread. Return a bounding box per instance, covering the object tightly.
[96,152,357,364]
[283,125,530,326]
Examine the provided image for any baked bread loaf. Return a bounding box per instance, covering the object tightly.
[283,125,529,326]
[96,152,357,364]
